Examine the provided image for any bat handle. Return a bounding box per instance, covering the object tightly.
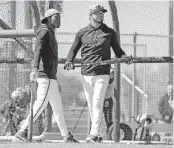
[27,82,35,141]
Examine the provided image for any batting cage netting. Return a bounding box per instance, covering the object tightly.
[0,0,173,144]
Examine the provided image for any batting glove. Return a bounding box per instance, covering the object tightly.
[122,55,133,65]
[64,61,75,70]
[30,68,39,82]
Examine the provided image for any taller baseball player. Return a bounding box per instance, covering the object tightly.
[12,9,78,143]
[64,4,132,142]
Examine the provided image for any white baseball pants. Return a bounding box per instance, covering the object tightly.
[81,75,109,136]
[19,77,69,137]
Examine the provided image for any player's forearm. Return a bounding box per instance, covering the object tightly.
[111,30,126,58]
[32,49,40,71]
[120,54,127,58]
[67,31,82,62]
[67,42,81,62]
[112,44,126,58]
[67,49,78,62]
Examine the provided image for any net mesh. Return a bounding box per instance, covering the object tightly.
[0,0,173,143]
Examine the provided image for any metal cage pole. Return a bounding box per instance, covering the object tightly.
[131,32,137,121]
[109,1,121,142]
[169,0,173,85]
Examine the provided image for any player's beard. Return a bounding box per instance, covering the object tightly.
[92,17,103,24]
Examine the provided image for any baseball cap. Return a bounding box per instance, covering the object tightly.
[89,4,107,15]
[41,9,60,24]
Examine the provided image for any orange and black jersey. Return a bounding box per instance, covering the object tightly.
[66,23,125,75]
[33,25,58,80]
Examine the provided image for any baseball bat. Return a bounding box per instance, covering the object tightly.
[72,101,87,134]
[74,56,173,67]
[28,82,34,141]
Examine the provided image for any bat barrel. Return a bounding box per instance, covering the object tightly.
[74,56,173,67]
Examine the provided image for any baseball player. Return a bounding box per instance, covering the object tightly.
[64,4,132,142]
[12,9,78,143]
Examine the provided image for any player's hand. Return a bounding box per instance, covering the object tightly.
[101,62,107,65]
[126,55,133,64]
[122,55,133,65]
[64,61,75,70]
[30,69,38,82]
[164,115,170,121]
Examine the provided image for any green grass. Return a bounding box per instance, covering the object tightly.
[0,142,173,148]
